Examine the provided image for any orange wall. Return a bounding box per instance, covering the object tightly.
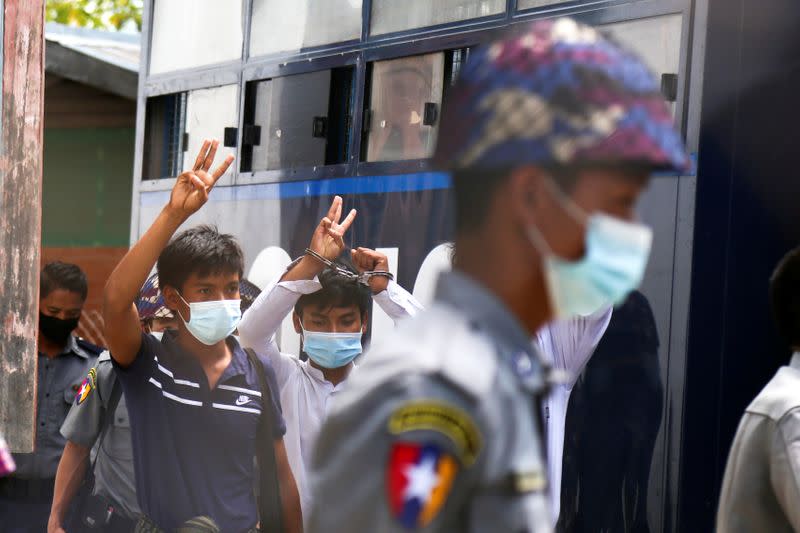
[41,246,128,347]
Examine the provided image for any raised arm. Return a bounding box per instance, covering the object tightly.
[352,247,423,322]
[103,140,233,367]
[240,196,357,355]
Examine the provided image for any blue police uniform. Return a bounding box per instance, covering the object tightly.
[0,335,101,533]
[113,331,285,533]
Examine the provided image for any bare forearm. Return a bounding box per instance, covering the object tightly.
[103,206,186,364]
[281,474,303,533]
[49,441,90,528]
[104,206,185,313]
[275,439,303,533]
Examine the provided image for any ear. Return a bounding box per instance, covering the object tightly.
[506,165,550,229]
[162,285,181,313]
[162,285,190,323]
[292,312,303,335]
[361,312,369,334]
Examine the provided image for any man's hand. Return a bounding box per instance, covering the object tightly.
[308,195,357,261]
[352,247,391,293]
[168,139,234,221]
[47,517,66,533]
[279,196,357,283]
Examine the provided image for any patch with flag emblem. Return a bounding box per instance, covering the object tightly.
[387,442,458,529]
[75,368,96,405]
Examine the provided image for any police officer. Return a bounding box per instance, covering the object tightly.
[0,261,101,532]
[47,285,177,533]
[307,18,690,532]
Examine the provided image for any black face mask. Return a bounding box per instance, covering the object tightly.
[39,312,79,345]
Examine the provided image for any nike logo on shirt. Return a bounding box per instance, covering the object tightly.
[235,395,252,406]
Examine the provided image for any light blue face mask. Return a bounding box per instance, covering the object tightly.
[301,324,362,369]
[529,181,653,318]
[177,294,242,346]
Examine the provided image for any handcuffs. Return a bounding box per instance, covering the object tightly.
[304,248,394,286]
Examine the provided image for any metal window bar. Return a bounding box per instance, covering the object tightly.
[161,92,187,177]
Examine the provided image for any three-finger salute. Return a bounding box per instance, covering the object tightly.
[169,139,234,219]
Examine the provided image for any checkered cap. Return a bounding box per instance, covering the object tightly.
[239,279,262,314]
[433,18,690,173]
[137,272,173,321]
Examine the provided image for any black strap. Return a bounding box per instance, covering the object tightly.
[66,373,124,529]
[244,348,284,533]
[91,376,123,473]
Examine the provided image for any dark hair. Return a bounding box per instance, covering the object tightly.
[770,247,800,348]
[294,255,372,320]
[40,261,88,301]
[157,225,244,292]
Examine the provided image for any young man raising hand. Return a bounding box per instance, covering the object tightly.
[103,140,301,533]
[238,196,422,521]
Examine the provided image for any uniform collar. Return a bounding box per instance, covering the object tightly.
[69,335,92,359]
[435,270,536,357]
[791,353,800,370]
[42,335,89,359]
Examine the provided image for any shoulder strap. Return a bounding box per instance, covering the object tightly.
[90,375,123,473]
[245,348,284,533]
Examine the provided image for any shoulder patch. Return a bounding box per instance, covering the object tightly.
[387,442,458,529]
[388,400,483,467]
[75,368,97,405]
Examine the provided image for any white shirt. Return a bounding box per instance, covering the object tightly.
[534,306,613,525]
[717,353,800,532]
[237,276,423,520]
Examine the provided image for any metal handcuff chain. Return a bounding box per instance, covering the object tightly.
[304,248,394,286]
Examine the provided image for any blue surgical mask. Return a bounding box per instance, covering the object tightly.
[529,181,653,318]
[177,295,241,346]
[301,325,362,369]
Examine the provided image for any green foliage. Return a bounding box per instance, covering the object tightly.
[46,0,143,32]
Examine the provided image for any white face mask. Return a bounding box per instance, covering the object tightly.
[177,294,241,346]
[528,178,653,318]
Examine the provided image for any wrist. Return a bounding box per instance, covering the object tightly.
[370,277,390,294]
[161,205,188,226]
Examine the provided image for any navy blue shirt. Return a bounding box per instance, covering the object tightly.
[114,332,285,532]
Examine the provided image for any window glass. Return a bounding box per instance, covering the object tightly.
[250,0,362,57]
[243,68,354,172]
[183,85,239,177]
[371,0,504,36]
[365,53,445,162]
[143,93,187,180]
[601,15,683,81]
[517,0,573,9]
[150,0,243,74]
